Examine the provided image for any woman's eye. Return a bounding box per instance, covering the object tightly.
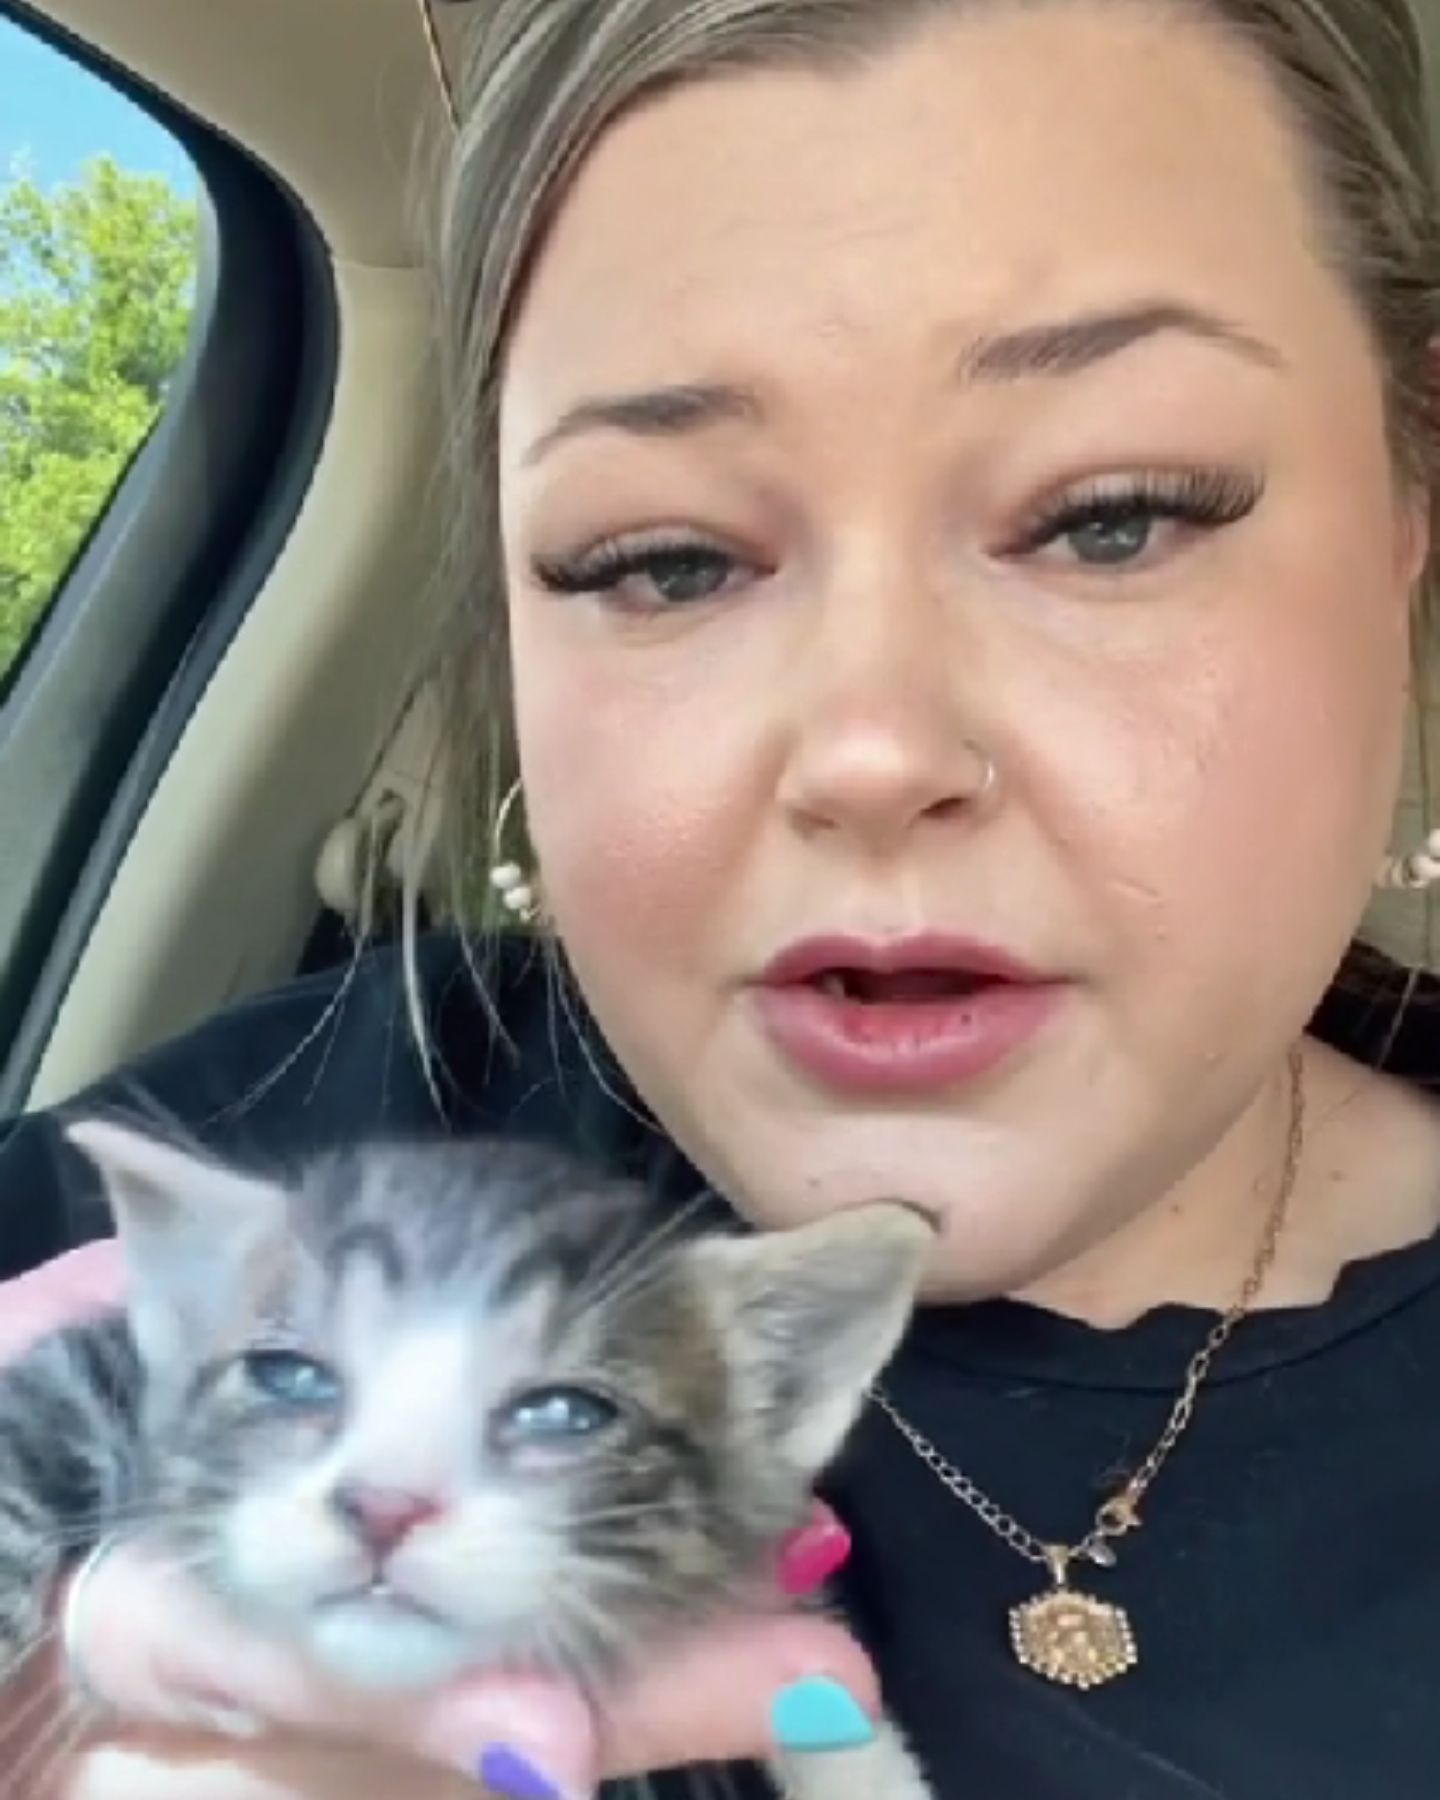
[533,538,748,609]
[639,546,737,605]
[241,1349,343,1410]
[1011,470,1263,574]
[1059,505,1161,567]
[491,1383,621,1450]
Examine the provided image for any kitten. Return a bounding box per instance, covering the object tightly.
[0,1120,936,1798]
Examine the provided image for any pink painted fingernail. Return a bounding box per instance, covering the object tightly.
[777,1505,852,1597]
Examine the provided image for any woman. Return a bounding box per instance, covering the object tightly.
[2,0,1438,1793]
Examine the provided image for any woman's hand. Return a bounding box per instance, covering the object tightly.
[0,1239,127,1362]
[1,1244,876,1799]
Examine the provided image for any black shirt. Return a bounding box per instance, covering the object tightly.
[3,933,1439,1799]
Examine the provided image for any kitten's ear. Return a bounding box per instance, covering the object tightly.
[689,1203,933,1475]
[63,1117,289,1368]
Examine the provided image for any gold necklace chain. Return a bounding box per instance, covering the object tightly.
[870,1043,1307,1690]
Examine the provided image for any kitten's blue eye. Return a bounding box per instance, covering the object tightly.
[493,1384,620,1446]
[242,1349,343,1409]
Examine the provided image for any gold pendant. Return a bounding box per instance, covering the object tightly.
[1009,1561,1138,1689]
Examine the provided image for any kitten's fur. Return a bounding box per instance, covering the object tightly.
[0,1121,934,1797]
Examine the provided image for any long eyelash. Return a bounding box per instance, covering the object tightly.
[532,533,721,597]
[532,469,1260,593]
[1010,467,1264,555]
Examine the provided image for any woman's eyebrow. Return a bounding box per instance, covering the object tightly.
[522,382,761,465]
[522,300,1283,465]
[960,300,1285,381]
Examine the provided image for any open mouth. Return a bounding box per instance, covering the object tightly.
[752,933,1061,1092]
[760,931,1045,1000]
[807,967,999,1004]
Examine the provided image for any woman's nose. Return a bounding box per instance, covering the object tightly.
[779,719,994,848]
[775,584,997,851]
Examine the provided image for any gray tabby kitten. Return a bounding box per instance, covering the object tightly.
[0,1120,936,1798]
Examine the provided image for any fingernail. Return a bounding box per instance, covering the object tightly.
[771,1675,875,1753]
[777,1506,852,1597]
[475,1742,568,1799]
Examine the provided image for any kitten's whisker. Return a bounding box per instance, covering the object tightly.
[30,1514,161,1547]
[552,1571,634,1665]
[0,1623,58,1694]
[0,1647,67,1741]
[564,1499,688,1527]
[32,1494,210,1531]
[531,1605,591,1696]
[522,1571,614,1690]
[0,1654,77,1778]
[127,1544,224,1588]
[567,1190,715,1326]
[28,1519,219,1576]
[51,1494,164,1519]
[568,1558,712,1639]
[568,1181,713,1305]
[7,1694,88,1800]
[13,1719,84,1800]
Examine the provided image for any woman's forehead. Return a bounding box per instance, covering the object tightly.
[502,3,1359,420]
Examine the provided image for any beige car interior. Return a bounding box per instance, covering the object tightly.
[16,0,1440,1109]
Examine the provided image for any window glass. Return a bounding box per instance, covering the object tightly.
[0,16,199,681]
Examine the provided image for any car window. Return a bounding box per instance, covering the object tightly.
[0,7,336,1110]
[0,13,199,685]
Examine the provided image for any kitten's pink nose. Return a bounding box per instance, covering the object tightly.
[331,1481,444,1559]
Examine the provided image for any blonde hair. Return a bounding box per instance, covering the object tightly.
[416,0,1440,1044]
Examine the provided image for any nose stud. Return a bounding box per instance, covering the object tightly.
[331,1481,445,1559]
[966,740,999,807]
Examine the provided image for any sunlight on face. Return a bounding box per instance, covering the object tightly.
[497,3,1425,1298]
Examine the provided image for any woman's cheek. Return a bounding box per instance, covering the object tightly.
[1084,619,1399,1039]
[516,637,766,960]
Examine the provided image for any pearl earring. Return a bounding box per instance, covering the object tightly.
[1376,828,1440,892]
[488,781,541,924]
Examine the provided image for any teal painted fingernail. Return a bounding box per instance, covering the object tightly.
[771,1676,875,1752]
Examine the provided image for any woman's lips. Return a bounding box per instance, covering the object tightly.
[752,933,1066,1095]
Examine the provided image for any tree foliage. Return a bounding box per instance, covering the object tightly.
[0,156,198,680]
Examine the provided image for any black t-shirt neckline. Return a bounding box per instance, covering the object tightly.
[903,1221,1440,1389]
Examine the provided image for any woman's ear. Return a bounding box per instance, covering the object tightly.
[1399,492,1430,593]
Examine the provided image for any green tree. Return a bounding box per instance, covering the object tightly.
[0,156,198,680]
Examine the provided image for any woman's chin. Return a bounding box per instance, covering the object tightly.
[712,1138,1088,1303]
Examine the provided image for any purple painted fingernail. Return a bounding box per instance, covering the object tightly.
[475,1742,565,1799]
